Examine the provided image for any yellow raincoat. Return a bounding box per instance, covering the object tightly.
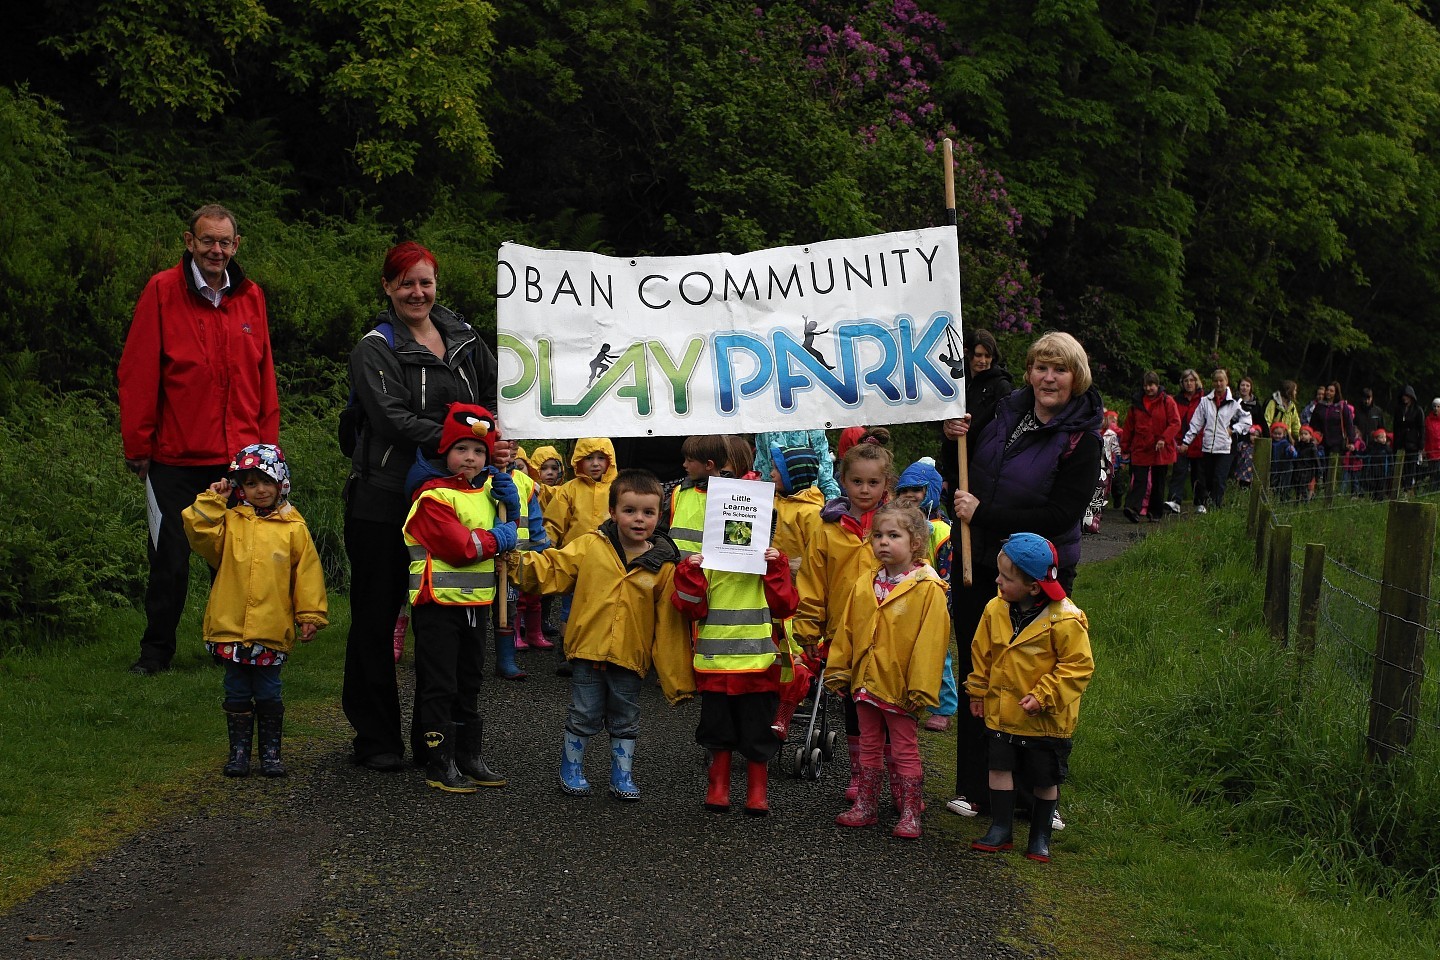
[967,595,1093,739]
[514,523,694,704]
[825,564,950,715]
[182,490,328,653]
[543,437,617,546]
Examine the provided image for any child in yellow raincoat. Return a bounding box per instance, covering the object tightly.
[183,443,328,779]
[825,502,950,839]
[968,532,1094,864]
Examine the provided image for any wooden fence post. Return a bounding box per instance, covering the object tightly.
[1392,451,1407,500]
[1366,501,1437,763]
[1264,523,1292,645]
[1254,500,1272,572]
[1248,438,1272,536]
[1296,542,1325,664]
[1324,453,1340,505]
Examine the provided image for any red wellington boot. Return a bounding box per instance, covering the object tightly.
[705,751,732,812]
[744,760,770,816]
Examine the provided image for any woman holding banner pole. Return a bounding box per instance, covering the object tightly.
[941,331,1103,821]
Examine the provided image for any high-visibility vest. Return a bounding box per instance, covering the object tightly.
[672,486,776,673]
[404,484,498,605]
[510,469,536,550]
[928,518,951,565]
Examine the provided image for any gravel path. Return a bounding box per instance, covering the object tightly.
[1,651,1058,960]
[1,522,1160,960]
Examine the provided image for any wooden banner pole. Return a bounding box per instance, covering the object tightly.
[943,137,973,587]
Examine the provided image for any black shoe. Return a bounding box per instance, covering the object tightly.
[356,752,405,772]
[1123,507,1140,523]
[129,660,167,676]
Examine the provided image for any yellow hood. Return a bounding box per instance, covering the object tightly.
[570,437,618,484]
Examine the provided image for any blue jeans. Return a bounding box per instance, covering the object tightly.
[566,660,642,739]
[223,662,283,705]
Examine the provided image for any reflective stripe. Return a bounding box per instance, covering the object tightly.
[430,571,498,590]
[669,525,702,546]
[675,589,705,605]
[408,545,428,562]
[702,607,772,627]
[696,636,778,658]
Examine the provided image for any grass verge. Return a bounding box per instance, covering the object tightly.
[926,493,1440,959]
[0,590,350,910]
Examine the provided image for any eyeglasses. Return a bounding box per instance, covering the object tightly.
[191,236,237,252]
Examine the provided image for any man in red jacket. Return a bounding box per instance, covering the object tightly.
[118,204,280,675]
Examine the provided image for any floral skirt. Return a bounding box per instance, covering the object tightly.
[208,640,288,668]
[1234,437,1255,485]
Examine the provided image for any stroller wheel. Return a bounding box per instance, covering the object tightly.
[791,746,807,778]
[822,730,839,760]
[806,748,824,781]
[806,728,821,753]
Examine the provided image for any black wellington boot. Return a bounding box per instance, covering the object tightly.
[223,701,254,777]
[1026,796,1059,863]
[424,723,478,793]
[971,788,1016,852]
[255,700,287,778]
[456,720,507,787]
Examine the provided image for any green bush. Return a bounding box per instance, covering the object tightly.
[0,387,147,653]
[0,378,351,653]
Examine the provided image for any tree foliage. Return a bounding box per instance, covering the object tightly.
[30,0,499,183]
[934,0,1440,393]
[3,0,1440,397]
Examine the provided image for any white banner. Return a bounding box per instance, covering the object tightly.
[496,227,965,439]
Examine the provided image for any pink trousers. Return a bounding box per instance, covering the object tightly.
[856,701,922,777]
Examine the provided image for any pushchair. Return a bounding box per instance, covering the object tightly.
[773,649,842,781]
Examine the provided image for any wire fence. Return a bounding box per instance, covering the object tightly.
[1249,449,1440,762]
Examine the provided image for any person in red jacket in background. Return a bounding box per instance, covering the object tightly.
[118,204,280,676]
[1121,371,1181,522]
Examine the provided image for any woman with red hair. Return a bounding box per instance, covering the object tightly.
[341,241,502,773]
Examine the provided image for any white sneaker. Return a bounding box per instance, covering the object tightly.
[1052,808,1066,831]
[1196,504,1208,514]
[1164,500,1181,514]
[946,796,979,817]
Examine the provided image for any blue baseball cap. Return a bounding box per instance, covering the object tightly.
[1001,532,1066,601]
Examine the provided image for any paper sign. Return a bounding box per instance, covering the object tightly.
[700,477,775,575]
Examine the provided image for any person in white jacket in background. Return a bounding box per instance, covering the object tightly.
[1179,368,1252,513]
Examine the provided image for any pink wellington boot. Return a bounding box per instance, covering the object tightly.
[835,767,883,827]
[520,593,553,649]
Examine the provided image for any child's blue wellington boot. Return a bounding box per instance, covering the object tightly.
[609,738,641,801]
[559,730,591,796]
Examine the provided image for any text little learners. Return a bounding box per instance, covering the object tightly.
[700,478,775,575]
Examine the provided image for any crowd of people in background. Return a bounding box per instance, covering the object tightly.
[1112,370,1437,524]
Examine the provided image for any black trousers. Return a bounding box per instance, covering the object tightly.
[341,511,410,760]
[951,573,994,811]
[1125,464,1168,517]
[695,691,781,763]
[410,603,485,733]
[138,461,228,669]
